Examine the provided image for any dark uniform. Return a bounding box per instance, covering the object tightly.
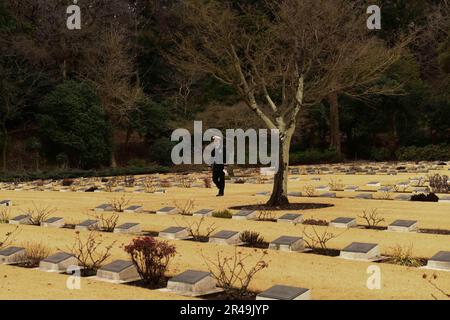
[212,146,225,196]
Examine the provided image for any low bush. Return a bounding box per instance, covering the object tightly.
[22,242,50,267]
[396,144,450,161]
[411,193,439,202]
[303,218,328,226]
[124,237,176,287]
[68,231,116,275]
[428,174,449,193]
[290,149,343,165]
[212,210,232,219]
[240,231,266,248]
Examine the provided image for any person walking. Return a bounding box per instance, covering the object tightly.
[211,136,225,196]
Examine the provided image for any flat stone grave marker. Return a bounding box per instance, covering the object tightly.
[254,191,270,196]
[159,226,191,240]
[439,196,450,203]
[288,192,302,197]
[269,236,305,252]
[412,187,429,194]
[114,222,141,234]
[9,214,32,225]
[344,186,359,192]
[39,252,78,273]
[256,285,311,300]
[315,185,330,192]
[232,210,257,221]
[310,177,321,181]
[277,213,303,224]
[113,188,125,192]
[426,251,450,271]
[94,204,114,212]
[193,209,214,217]
[96,260,141,283]
[396,181,410,188]
[319,192,336,198]
[124,205,144,213]
[290,168,300,174]
[330,217,357,228]
[154,189,166,194]
[0,246,26,264]
[355,193,373,199]
[166,270,221,296]
[367,181,381,187]
[41,217,65,228]
[260,167,276,176]
[156,207,179,215]
[339,242,381,261]
[395,194,411,201]
[387,220,418,232]
[75,219,99,231]
[0,199,12,206]
[209,230,241,245]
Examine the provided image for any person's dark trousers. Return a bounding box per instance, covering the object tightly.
[212,169,225,196]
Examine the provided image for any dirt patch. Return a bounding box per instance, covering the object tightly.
[229,203,334,211]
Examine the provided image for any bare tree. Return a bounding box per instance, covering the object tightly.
[168,0,407,206]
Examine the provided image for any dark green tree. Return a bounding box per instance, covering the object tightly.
[38,81,112,169]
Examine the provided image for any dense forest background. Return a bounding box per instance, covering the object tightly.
[0,0,449,174]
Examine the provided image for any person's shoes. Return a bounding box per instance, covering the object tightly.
[216,191,224,196]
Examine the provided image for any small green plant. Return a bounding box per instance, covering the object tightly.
[212,210,232,219]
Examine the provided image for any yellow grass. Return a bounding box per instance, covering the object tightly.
[0,170,449,299]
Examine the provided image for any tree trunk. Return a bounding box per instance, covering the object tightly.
[266,130,292,207]
[111,152,117,168]
[328,92,341,155]
[1,122,7,172]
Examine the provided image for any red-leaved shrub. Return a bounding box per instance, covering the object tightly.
[124,237,176,287]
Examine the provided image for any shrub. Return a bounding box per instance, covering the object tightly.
[411,193,439,202]
[396,144,450,161]
[303,218,328,226]
[203,177,212,188]
[178,216,216,241]
[302,225,341,254]
[428,174,449,193]
[68,231,116,275]
[173,199,195,215]
[203,248,269,299]
[370,147,392,161]
[0,227,19,249]
[62,178,74,186]
[358,208,385,228]
[22,242,50,267]
[290,149,343,165]
[388,244,421,267]
[110,194,132,212]
[124,237,176,287]
[0,207,10,223]
[25,202,56,226]
[212,210,232,219]
[87,212,119,232]
[257,207,275,221]
[240,231,266,247]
